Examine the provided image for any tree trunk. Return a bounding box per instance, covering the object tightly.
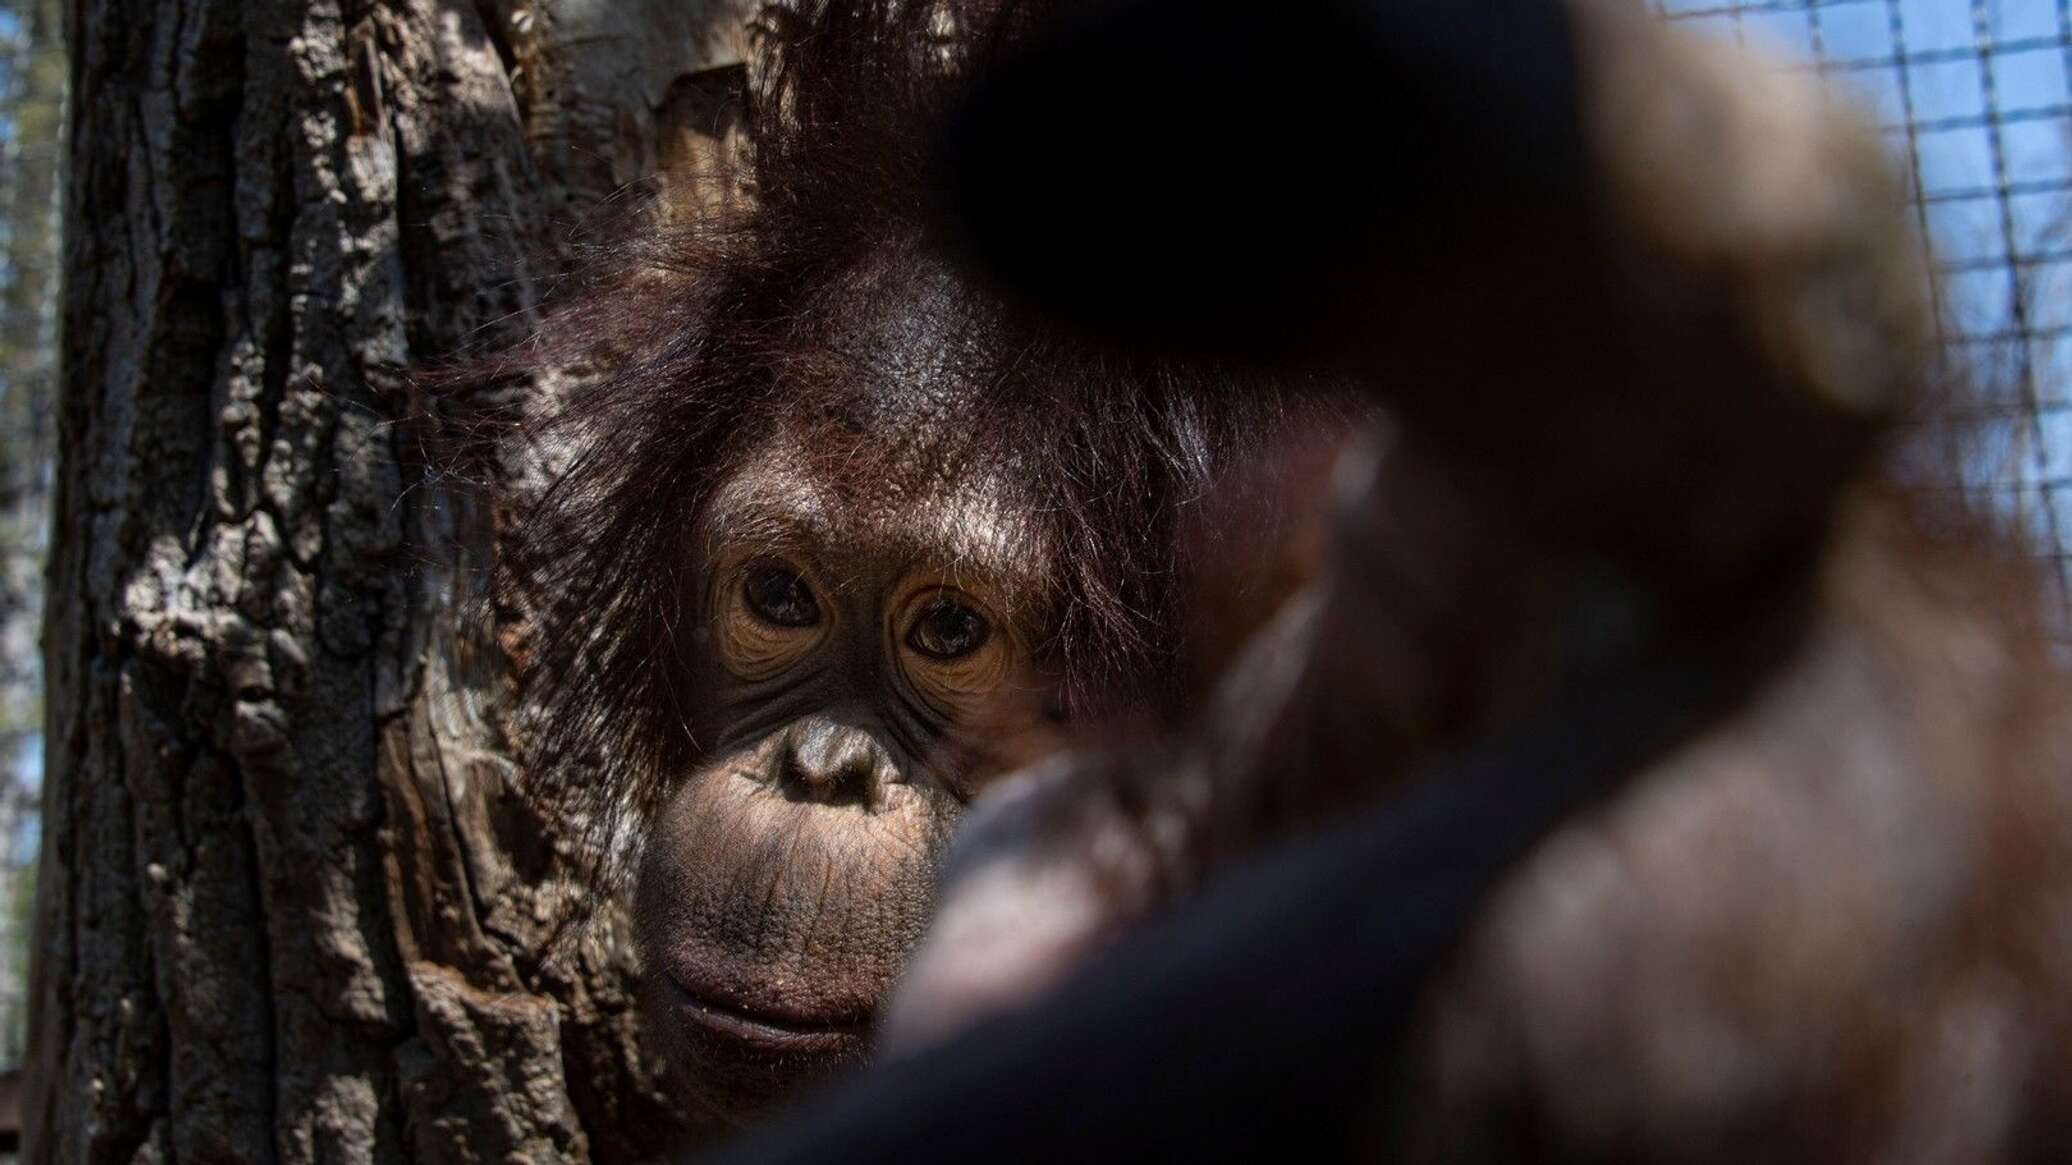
[27,1,751,1160]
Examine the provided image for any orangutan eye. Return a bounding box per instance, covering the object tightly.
[905,596,990,660]
[742,565,821,628]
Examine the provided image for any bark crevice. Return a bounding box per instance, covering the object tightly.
[30,0,744,1159]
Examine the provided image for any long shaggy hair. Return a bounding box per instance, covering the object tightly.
[471,0,1338,896]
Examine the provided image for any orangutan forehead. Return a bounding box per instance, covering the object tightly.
[699,425,1051,596]
[794,247,1020,403]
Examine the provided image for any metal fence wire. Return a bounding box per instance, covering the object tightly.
[1653,0,2072,611]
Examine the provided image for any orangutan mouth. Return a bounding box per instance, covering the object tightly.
[663,973,873,1055]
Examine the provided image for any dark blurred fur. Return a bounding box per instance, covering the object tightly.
[864,2,2072,1159]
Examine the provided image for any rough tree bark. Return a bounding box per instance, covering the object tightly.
[27,1,752,1160]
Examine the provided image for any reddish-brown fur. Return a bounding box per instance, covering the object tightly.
[466,0,1349,900]
[447,0,1361,1122]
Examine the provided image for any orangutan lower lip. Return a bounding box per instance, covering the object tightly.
[664,974,872,1051]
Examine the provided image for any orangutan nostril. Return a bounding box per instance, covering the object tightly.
[781,720,891,808]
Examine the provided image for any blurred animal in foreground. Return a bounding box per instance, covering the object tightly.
[814,0,2072,1160]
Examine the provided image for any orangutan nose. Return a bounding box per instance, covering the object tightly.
[780,718,898,808]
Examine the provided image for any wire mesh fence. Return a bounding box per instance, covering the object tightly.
[1656,0,2072,612]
